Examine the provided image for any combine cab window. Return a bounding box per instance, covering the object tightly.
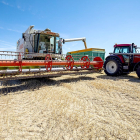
[38,34,55,53]
[55,37,62,54]
[55,37,59,53]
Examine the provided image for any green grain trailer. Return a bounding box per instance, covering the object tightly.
[67,48,105,61]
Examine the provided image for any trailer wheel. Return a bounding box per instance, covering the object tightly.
[136,66,140,78]
[104,57,123,76]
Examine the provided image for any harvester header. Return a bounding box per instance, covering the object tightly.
[0,52,104,81]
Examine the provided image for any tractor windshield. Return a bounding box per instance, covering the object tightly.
[114,46,130,53]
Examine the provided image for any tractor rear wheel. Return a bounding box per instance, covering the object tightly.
[104,57,123,76]
[136,66,140,78]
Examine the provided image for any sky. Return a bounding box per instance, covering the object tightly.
[0,0,140,57]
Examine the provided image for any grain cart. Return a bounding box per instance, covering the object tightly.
[104,43,140,78]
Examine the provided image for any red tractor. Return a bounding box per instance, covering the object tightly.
[104,43,140,78]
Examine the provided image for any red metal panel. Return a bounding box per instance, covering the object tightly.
[114,44,131,47]
[0,60,102,67]
[0,57,103,69]
[133,55,140,63]
[116,55,125,63]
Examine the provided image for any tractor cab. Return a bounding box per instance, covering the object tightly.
[113,43,137,64]
[113,43,137,54]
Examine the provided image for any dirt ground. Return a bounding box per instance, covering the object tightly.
[0,72,140,140]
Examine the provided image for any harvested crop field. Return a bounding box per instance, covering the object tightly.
[0,72,140,140]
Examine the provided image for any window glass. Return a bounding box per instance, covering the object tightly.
[133,48,136,53]
[114,47,129,53]
[38,34,55,53]
[34,34,39,53]
[122,47,129,53]
[55,37,62,54]
[50,37,54,52]
[58,38,63,54]
[114,47,120,53]
[55,37,59,53]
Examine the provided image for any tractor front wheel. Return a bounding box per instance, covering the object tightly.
[104,57,123,76]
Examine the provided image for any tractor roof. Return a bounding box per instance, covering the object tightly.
[114,44,131,47]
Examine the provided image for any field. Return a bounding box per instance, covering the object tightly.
[0,72,140,140]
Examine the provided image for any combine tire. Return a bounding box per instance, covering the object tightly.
[104,57,123,76]
[136,66,140,78]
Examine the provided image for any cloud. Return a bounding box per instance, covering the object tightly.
[0,40,15,47]
[0,42,16,52]
[17,5,20,9]
[17,5,24,11]
[0,43,15,48]
[0,46,15,51]
[59,33,70,39]
[1,1,9,5]
[1,1,24,11]
[7,29,22,33]
[72,43,78,47]
[0,45,16,53]
[1,0,13,7]
[0,27,22,33]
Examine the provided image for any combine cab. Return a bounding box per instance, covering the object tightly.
[104,43,140,78]
[17,26,64,60]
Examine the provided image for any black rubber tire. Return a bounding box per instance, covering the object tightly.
[136,66,140,78]
[122,72,130,75]
[104,57,123,76]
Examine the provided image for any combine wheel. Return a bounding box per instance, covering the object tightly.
[136,66,140,78]
[104,57,123,76]
[65,55,74,70]
[45,54,52,72]
[81,56,90,69]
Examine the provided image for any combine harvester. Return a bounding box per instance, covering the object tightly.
[0,26,104,81]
